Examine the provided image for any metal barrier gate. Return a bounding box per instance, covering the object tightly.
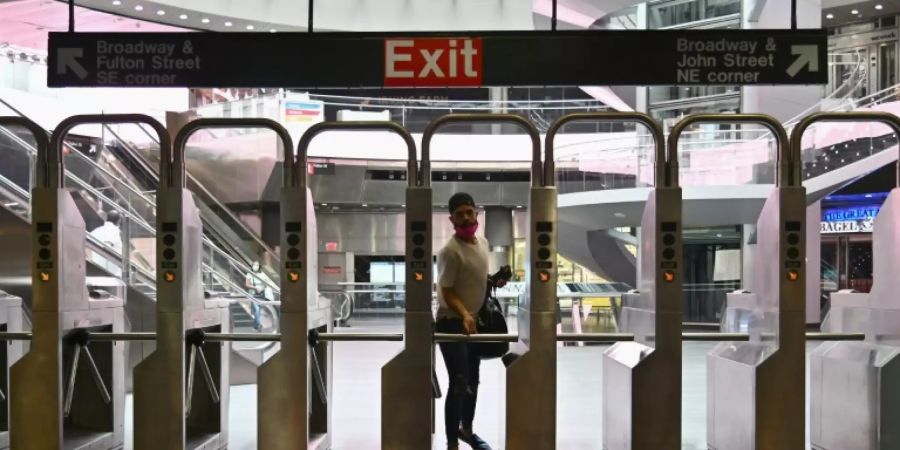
[548,112,681,449]
[796,111,900,450]
[291,121,421,449]
[134,118,291,449]
[9,115,147,450]
[422,113,555,450]
[673,114,805,450]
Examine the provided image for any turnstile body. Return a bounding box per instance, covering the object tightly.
[0,292,25,449]
[381,183,432,449]
[10,187,126,450]
[707,187,806,450]
[810,188,900,450]
[258,187,332,450]
[603,187,682,450]
[506,186,557,450]
[133,187,230,450]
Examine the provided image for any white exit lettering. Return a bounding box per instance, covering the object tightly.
[384,38,483,87]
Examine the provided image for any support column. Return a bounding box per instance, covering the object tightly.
[807,201,822,324]
[742,224,756,289]
[485,207,513,271]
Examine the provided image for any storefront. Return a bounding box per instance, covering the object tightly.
[820,192,887,297]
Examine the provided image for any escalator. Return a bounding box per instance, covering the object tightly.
[0,110,282,380]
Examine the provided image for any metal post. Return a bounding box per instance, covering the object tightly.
[68,0,74,32]
[551,0,558,31]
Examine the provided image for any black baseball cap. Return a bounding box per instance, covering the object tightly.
[448,192,476,213]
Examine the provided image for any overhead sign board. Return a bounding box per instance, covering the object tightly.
[48,30,827,88]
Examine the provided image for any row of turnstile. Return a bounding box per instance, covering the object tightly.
[0,111,895,450]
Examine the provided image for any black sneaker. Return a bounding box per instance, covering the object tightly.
[458,429,492,450]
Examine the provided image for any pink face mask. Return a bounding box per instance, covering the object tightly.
[454,222,479,239]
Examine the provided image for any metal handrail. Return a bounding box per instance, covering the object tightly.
[1,116,279,309]
[172,118,293,190]
[668,114,794,187]
[0,331,867,343]
[790,111,900,189]
[127,121,280,272]
[296,121,418,188]
[545,112,669,187]
[422,113,547,187]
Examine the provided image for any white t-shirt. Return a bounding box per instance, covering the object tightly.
[90,222,122,254]
[436,236,490,319]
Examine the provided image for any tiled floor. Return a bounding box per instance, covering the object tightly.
[121,317,820,449]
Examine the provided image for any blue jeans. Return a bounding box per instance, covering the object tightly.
[251,302,262,329]
[436,317,481,445]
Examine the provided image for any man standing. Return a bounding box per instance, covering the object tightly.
[436,192,492,450]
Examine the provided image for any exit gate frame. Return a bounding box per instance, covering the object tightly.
[547,112,680,450]
[423,113,553,450]
[676,114,803,450]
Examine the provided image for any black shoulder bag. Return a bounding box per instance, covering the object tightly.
[473,266,512,359]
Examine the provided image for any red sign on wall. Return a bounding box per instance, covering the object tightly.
[322,266,342,275]
[384,38,483,87]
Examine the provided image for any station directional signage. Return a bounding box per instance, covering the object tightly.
[48,29,827,88]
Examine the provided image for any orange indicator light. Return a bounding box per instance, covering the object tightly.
[164,271,176,282]
[414,271,424,282]
[288,271,300,282]
[787,270,799,282]
[39,272,51,282]
[539,271,550,282]
[663,270,675,282]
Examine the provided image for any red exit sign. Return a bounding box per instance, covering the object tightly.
[384,38,483,87]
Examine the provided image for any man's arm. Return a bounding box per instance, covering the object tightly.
[440,287,470,319]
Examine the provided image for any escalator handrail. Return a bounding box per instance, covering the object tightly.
[124,121,280,271]
[48,114,170,190]
[0,114,277,301]
[106,124,276,281]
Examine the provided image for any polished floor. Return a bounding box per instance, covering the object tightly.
[121,316,819,449]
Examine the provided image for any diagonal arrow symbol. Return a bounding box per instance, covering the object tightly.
[57,48,88,80]
[786,45,819,78]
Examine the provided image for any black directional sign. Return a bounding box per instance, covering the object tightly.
[48,29,827,88]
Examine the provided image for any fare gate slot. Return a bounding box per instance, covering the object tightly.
[680,114,804,450]
[134,118,258,450]
[547,113,680,450]
[799,112,900,450]
[8,115,136,450]
[423,113,553,450]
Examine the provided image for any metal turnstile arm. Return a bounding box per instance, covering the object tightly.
[309,344,328,405]
[63,329,112,417]
[184,329,220,417]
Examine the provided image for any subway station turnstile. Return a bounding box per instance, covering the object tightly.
[9,115,130,450]
[0,290,24,450]
[132,118,240,450]
[256,118,331,450]
[548,113,681,450]
[688,115,805,450]
[803,112,900,450]
[423,113,557,450]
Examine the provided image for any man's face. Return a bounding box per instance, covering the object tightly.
[450,204,477,228]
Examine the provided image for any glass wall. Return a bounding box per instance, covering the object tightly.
[646,0,742,124]
[648,0,741,29]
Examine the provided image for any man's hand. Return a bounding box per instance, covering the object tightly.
[462,313,477,335]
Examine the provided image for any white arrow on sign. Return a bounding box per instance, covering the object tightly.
[786,45,819,78]
[57,48,88,80]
